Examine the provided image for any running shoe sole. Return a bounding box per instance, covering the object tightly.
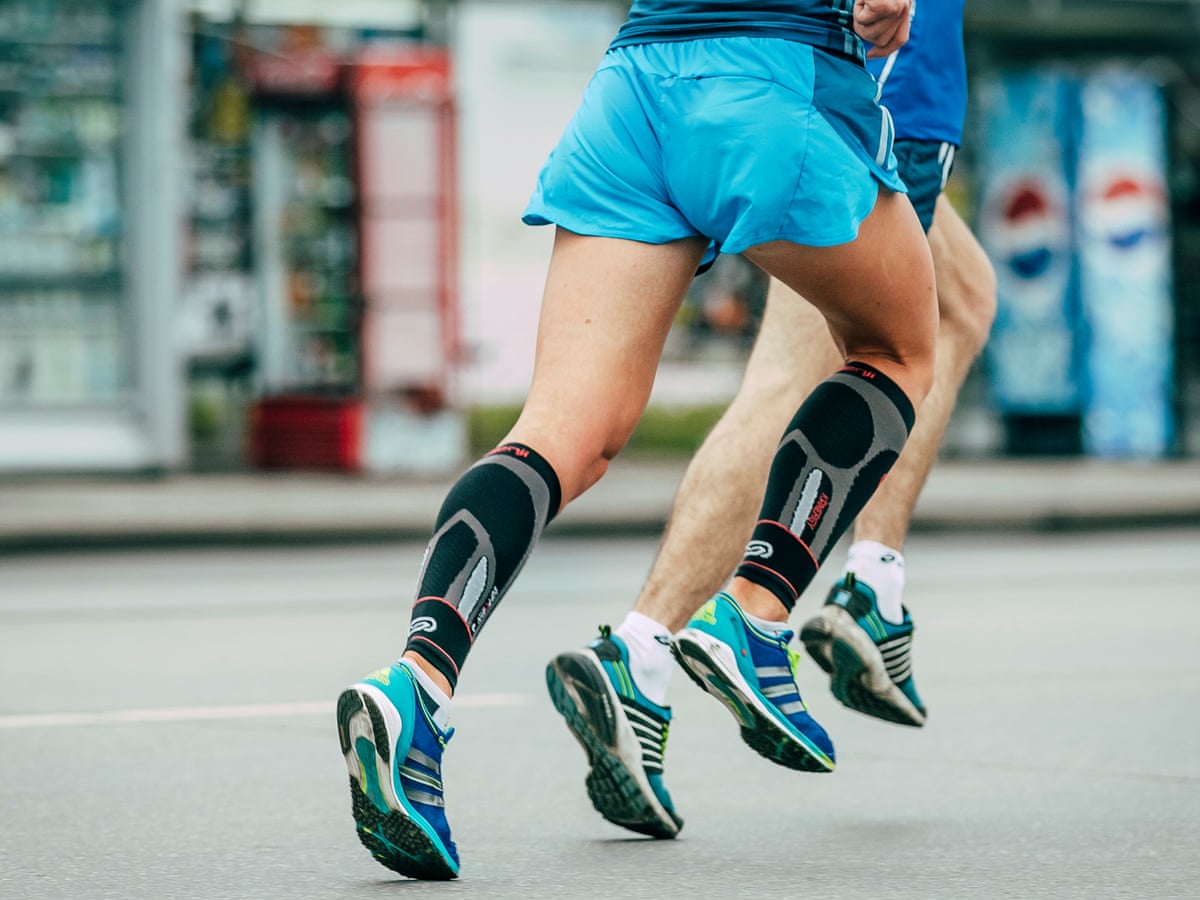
[799,606,926,728]
[672,628,835,773]
[336,685,458,880]
[546,651,681,839]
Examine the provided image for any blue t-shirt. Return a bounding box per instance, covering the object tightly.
[610,0,865,64]
[866,0,966,145]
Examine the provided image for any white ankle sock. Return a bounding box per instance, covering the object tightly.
[398,658,452,731]
[744,611,791,639]
[843,540,906,624]
[614,611,674,707]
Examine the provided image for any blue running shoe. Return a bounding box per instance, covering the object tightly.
[335,662,459,880]
[672,593,835,773]
[546,626,682,839]
[799,573,927,727]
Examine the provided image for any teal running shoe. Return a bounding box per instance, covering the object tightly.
[799,573,927,727]
[335,661,459,880]
[673,593,835,773]
[546,626,683,839]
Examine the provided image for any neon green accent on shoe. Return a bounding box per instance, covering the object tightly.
[366,667,392,686]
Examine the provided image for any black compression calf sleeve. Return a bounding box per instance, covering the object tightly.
[405,443,562,688]
[736,362,915,612]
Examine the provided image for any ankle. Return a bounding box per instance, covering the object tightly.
[843,540,906,624]
[728,578,791,623]
[402,651,455,700]
[613,611,674,707]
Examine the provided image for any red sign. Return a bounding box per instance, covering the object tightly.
[350,47,451,104]
[248,49,343,97]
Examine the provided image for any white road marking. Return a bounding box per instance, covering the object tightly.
[0,694,530,729]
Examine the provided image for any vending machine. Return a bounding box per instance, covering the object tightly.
[1075,68,1174,458]
[351,47,462,474]
[244,42,461,472]
[976,66,1176,459]
[976,69,1084,455]
[0,0,185,471]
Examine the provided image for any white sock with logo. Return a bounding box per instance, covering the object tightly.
[398,658,452,732]
[843,540,906,624]
[613,611,675,708]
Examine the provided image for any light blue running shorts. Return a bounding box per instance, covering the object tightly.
[522,36,907,265]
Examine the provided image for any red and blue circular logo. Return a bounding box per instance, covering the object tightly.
[1079,170,1167,256]
[985,175,1071,282]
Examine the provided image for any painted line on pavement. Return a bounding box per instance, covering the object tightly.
[0,694,530,729]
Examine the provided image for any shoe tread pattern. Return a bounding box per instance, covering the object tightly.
[798,618,835,675]
[546,653,680,839]
[800,606,925,728]
[671,638,833,773]
[336,689,458,880]
[828,639,923,727]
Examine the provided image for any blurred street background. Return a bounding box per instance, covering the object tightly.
[1,1,1199,897]
[0,0,1198,477]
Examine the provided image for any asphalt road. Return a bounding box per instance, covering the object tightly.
[2,530,1198,899]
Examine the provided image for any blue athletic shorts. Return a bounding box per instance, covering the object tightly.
[522,36,907,267]
[894,139,957,233]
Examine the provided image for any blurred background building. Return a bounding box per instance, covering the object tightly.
[0,0,1196,475]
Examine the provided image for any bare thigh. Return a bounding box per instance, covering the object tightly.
[927,193,997,346]
[505,228,709,505]
[742,188,938,405]
[741,278,842,407]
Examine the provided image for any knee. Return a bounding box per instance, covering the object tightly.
[506,414,635,505]
[929,205,998,358]
[564,426,634,501]
[890,309,939,408]
[904,342,938,409]
[840,342,934,413]
[736,365,813,421]
[940,253,997,358]
[885,292,940,408]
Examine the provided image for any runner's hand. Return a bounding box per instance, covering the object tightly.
[854,0,912,58]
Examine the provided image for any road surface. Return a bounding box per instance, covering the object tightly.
[2,529,1197,898]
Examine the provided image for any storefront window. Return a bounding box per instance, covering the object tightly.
[0,0,129,405]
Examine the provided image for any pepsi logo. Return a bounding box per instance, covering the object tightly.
[1079,170,1167,256]
[986,177,1071,281]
